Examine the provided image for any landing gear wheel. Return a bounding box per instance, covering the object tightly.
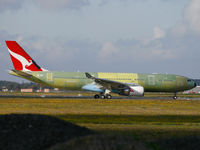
[94,94,100,99]
[100,95,106,99]
[173,92,177,99]
[106,94,112,99]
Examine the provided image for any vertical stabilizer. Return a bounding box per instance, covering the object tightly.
[6,41,44,71]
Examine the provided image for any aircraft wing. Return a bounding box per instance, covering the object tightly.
[85,72,136,90]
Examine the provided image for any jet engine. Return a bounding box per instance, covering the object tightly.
[119,85,144,96]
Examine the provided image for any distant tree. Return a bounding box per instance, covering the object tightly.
[0,80,53,91]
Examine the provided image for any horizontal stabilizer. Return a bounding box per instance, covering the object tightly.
[11,70,32,78]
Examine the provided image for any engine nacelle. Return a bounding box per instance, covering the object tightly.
[119,85,144,96]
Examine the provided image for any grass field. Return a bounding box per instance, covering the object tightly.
[1,92,200,149]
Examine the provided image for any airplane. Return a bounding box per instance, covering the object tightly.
[5,41,196,99]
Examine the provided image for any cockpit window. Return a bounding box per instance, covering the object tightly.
[187,79,192,82]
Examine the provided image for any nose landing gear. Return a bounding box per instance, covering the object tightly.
[173,92,177,99]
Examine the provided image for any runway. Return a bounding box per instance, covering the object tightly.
[0,94,200,100]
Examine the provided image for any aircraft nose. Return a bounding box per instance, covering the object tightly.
[194,82,197,88]
[187,79,197,89]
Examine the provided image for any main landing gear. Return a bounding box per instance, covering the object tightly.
[94,90,112,99]
[94,94,112,99]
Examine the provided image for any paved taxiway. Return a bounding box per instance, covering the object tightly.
[0,95,200,100]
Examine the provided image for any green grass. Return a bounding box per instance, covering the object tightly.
[0,98,200,115]
[57,114,200,124]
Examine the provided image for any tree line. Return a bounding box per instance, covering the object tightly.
[0,80,52,91]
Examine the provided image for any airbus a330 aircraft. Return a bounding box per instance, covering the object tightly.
[6,41,196,99]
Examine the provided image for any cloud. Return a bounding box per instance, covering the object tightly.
[34,0,90,10]
[18,37,100,72]
[0,0,89,12]
[99,42,119,58]
[153,26,165,40]
[184,0,200,34]
[97,36,177,66]
[0,31,25,81]
[28,39,75,62]
[98,0,148,6]
[0,0,25,12]
[125,39,175,60]
[170,22,187,37]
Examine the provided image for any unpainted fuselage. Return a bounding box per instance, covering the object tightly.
[10,71,196,93]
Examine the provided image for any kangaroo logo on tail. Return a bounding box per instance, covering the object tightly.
[6,41,44,71]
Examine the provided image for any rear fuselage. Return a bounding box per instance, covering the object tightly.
[10,71,196,93]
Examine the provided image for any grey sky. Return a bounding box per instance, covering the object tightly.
[1,0,200,82]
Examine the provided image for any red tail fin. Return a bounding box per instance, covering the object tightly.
[6,41,44,71]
